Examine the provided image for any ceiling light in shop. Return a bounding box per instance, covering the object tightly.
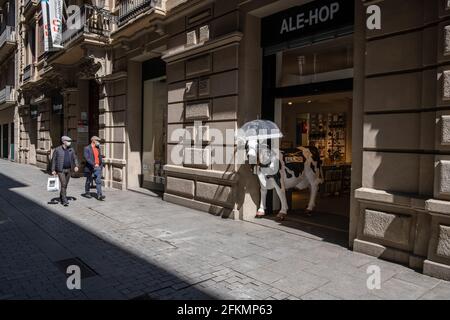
[288,102,293,106]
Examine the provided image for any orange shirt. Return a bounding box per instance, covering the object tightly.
[92,145,100,166]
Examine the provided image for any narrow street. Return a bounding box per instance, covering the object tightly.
[0,160,449,300]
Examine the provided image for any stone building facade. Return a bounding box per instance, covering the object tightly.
[0,0,18,162]
[17,0,112,170]
[4,0,450,280]
[352,0,450,281]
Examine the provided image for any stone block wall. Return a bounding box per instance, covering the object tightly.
[163,0,241,218]
[354,0,450,280]
[35,99,51,170]
[99,73,128,190]
[18,106,31,164]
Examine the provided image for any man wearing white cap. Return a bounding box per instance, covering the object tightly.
[51,136,79,206]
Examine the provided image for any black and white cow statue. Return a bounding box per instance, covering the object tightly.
[246,139,324,221]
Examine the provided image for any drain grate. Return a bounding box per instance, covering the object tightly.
[53,257,98,279]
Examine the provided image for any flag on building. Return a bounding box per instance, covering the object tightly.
[41,0,64,51]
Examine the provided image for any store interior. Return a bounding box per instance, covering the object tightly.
[279,92,352,232]
[264,35,355,234]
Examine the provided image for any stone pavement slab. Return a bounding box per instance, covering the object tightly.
[0,160,449,300]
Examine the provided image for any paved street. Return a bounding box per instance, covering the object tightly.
[0,160,449,300]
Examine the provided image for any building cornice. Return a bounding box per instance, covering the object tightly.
[99,71,128,82]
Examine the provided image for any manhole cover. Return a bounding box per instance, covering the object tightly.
[53,257,98,279]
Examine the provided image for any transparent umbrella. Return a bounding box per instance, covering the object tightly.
[236,119,283,143]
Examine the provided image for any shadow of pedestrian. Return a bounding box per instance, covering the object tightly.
[48,196,77,205]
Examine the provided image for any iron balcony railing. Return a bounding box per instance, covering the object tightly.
[23,64,33,83]
[0,85,15,105]
[0,26,15,48]
[62,4,112,45]
[118,0,160,26]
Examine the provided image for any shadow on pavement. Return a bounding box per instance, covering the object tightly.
[0,172,215,300]
[254,212,349,248]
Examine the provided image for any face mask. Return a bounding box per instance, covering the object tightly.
[64,141,71,147]
[95,142,100,147]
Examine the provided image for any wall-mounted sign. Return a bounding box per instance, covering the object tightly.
[261,0,354,47]
[77,120,88,133]
[52,93,63,113]
[199,25,210,43]
[30,105,38,119]
[186,30,198,47]
[52,103,63,112]
[30,94,46,105]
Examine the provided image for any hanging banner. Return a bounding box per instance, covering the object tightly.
[41,0,64,51]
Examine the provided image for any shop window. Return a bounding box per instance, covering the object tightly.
[280,36,353,87]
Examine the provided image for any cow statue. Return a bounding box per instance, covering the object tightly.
[245,138,324,221]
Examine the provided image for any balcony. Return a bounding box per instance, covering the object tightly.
[24,0,39,17]
[62,4,112,46]
[118,0,161,27]
[0,85,15,109]
[0,26,16,61]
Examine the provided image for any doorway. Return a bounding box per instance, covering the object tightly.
[261,35,354,242]
[10,122,14,161]
[2,123,9,159]
[50,94,64,149]
[29,105,38,165]
[280,92,352,233]
[88,80,100,139]
[141,58,167,192]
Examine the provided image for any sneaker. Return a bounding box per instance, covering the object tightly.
[84,193,92,199]
[62,200,69,206]
[97,195,106,201]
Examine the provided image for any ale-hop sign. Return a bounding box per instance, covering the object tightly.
[41,0,64,52]
[261,0,354,47]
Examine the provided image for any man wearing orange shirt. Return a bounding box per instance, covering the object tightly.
[83,136,105,201]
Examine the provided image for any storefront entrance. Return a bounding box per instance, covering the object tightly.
[9,122,14,161]
[50,94,64,149]
[141,58,167,192]
[259,0,354,240]
[88,80,100,139]
[29,105,38,165]
[2,123,8,159]
[280,92,352,233]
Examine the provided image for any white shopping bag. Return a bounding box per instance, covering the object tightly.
[47,176,60,192]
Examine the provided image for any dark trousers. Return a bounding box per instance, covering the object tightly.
[57,169,71,201]
[85,167,103,196]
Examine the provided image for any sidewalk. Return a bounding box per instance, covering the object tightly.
[0,160,449,300]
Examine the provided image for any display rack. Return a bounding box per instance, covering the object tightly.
[320,164,351,197]
[307,112,349,197]
[308,112,346,164]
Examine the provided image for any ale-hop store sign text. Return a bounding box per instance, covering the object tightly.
[280,2,340,35]
[261,0,354,47]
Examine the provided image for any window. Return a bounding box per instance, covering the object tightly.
[280,36,353,87]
